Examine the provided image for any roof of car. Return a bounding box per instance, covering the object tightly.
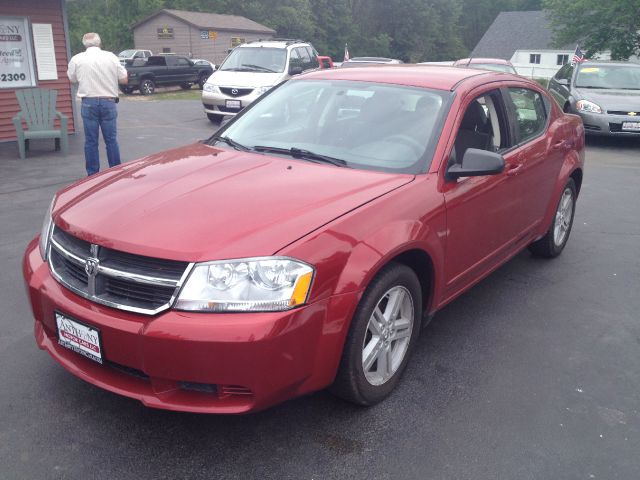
[238,40,310,49]
[300,65,508,91]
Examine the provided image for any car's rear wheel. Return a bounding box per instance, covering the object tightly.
[331,263,422,405]
[529,178,577,258]
[180,82,192,90]
[140,79,155,95]
[207,113,222,124]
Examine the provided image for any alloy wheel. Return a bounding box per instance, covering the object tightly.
[554,187,574,247]
[362,286,414,386]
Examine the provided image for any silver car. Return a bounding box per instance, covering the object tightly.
[548,61,640,136]
[202,39,319,123]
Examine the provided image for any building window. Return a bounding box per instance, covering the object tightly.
[162,47,171,53]
[0,16,37,89]
[557,54,569,65]
[230,37,245,47]
[529,54,541,64]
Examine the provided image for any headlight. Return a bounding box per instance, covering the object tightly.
[39,196,55,260]
[175,257,314,312]
[256,86,272,96]
[203,84,220,93]
[576,100,602,114]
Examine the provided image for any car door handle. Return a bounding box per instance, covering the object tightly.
[552,140,566,150]
[505,163,523,176]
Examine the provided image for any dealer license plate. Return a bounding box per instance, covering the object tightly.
[225,99,241,110]
[622,122,640,132]
[56,312,103,364]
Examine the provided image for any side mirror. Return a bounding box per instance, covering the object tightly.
[556,78,569,86]
[289,65,303,76]
[446,148,505,181]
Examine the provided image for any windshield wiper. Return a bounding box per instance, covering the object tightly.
[209,135,250,151]
[253,145,348,167]
[241,64,277,73]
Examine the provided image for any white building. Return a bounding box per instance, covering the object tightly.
[470,11,579,79]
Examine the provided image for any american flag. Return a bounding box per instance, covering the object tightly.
[344,43,350,62]
[571,45,585,66]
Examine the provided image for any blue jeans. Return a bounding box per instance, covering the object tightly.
[81,98,121,176]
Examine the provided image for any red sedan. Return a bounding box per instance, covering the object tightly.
[23,66,585,413]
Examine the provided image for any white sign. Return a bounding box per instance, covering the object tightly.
[32,23,57,80]
[0,16,36,89]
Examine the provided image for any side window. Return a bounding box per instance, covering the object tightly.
[451,90,508,164]
[507,88,547,144]
[305,46,319,69]
[176,58,191,66]
[289,48,302,70]
[295,47,312,70]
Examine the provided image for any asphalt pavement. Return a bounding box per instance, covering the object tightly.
[0,98,639,480]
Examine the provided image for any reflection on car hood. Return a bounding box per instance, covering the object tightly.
[207,70,285,88]
[575,88,640,111]
[54,143,414,262]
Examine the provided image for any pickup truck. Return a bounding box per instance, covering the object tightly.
[122,55,214,95]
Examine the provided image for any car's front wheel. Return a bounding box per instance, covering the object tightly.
[198,73,210,89]
[331,263,422,405]
[529,177,577,257]
[180,82,192,90]
[140,79,155,95]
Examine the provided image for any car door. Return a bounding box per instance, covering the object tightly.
[175,56,196,82]
[501,85,565,234]
[441,87,527,296]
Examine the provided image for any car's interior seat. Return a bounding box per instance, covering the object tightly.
[451,100,493,165]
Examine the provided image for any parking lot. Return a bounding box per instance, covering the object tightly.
[1,98,639,480]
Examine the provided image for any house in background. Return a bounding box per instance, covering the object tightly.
[0,0,75,143]
[131,9,275,64]
[470,11,608,79]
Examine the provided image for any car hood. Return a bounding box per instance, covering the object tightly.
[54,143,414,262]
[574,88,640,111]
[207,70,285,88]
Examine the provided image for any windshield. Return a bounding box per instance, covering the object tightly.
[219,47,287,73]
[471,63,517,74]
[214,79,450,174]
[118,50,136,58]
[575,64,640,89]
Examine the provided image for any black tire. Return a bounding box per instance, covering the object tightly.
[330,262,422,406]
[198,72,210,89]
[207,113,222,124]
[529,177,577,258]
[180,82,192,90]
[120,86,135,95]
[140,78,155,95]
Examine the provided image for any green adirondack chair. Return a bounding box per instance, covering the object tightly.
[12,88,69,160]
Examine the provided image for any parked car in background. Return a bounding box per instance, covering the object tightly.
[341,57,403,67]
[202,39,320,123]
[318,56,334,69]
[24,65,584,414]
[548,61,640,136]
[192,59,216,71]
[122,55,214,95]
[118,49,152,65]
[453,58,517,74]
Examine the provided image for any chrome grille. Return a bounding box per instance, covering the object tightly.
[220,87,253,97]
[48,226,192,315]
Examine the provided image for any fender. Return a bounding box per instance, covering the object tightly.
[537,120,585,239]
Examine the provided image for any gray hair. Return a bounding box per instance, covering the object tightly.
[82,33,101,48]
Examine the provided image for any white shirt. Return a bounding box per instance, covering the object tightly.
[67,46,127,98]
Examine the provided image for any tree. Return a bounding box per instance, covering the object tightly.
[544,0,640,59]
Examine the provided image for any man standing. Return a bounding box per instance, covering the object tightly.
[67,33,128,176]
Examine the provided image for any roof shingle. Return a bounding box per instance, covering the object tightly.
[133,9,276,34]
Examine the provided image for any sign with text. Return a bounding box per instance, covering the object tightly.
[0,16,36,89]
[157,26,174,39]
[200,30,218,40]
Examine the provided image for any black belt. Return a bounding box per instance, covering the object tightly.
[83,96,116,101]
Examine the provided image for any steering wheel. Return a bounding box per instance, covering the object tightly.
[384,134,424,155]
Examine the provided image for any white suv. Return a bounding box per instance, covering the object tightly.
[202,39,319,123]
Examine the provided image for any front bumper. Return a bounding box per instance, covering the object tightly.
[574,110,640,136]
[201,89,264,118]
[23,238,358,413]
